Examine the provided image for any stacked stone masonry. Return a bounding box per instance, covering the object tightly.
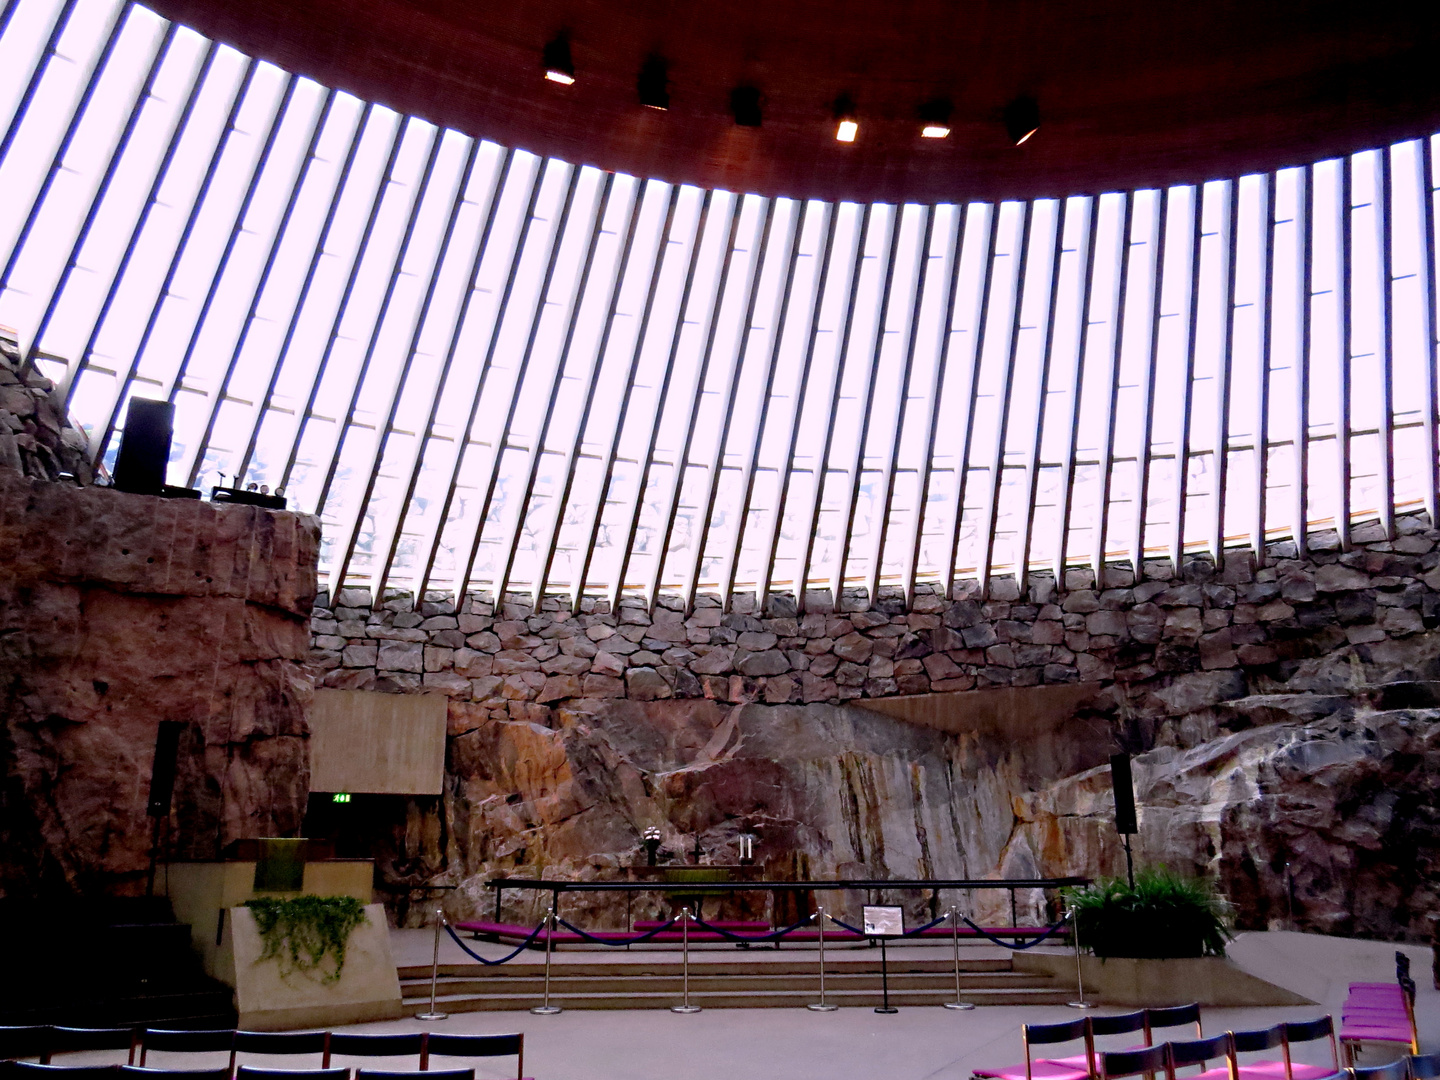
[311,514,1440,719]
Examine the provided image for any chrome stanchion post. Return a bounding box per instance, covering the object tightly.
[531,904,563,1015]
[807,908,838,1012]
[671,905,702,1013]
[943,906,975,1010]
[1066,905,1094,1009]
[416,906,450,1020]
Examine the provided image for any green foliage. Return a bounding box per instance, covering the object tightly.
[1063,867,1232,959]
[244,895,368,984]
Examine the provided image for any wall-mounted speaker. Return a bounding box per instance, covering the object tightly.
[1110,752,1138,835]
[113,398,174,494]
[147,720,183,818]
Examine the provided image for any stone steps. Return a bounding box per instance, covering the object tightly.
[397,957,1070,1010]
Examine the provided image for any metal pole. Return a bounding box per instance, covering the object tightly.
[531,905,563,1014]
[1066,906,1094,1009]
[807,908,838,1011]
[875,934,897,1013]
[671,906,702,1013]
[944,907,975,1010]
[416,908,449,1020]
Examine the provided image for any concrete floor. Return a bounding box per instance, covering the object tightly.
[56,932,1440,1080]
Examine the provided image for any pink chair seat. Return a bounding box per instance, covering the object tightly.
[1050,1046,1149,1071]
[1236,1062,1342,1080]
[1178,1068,1233,1080]
[973,1061,1092,1080]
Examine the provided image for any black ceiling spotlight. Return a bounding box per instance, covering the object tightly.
[731,85,762,127]
[638,54,669,110]
[1004,95,1039,145]
[918,98,953,139]
[542,33,575,84]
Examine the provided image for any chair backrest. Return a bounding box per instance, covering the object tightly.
[1100,1045,1169,1080]
[1284,1016,1339,1073]
[138,1032,235,1068]
[323,1035,423,1070]
[1168,1034,1233,1071]
[1409,1054,1440,1080]
[1350,1061,1410,1080]
[1,1028,51,1063]
[1147,1003,1203,1041]
[420,1035,523,1080]
[1396,953,1411,983]
[45,1030,137,1066]
[119,1067,233,1080]
[1230,1026,1285,1054]
[233,1068,349,1080]
[1023,1019,1089,1047]
[6,1066,119,1078]
[233,1034,329,1059]
[1089,1012,1148,1040]
[357,1071,473,1080]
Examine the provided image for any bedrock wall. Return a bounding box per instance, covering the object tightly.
[0,470,320,898]
[318,513,1440,941]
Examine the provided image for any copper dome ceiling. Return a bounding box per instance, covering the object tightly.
[68,0,1440,203]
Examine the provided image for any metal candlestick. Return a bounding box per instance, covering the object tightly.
[416,907,450,1020]
[1066,906,1094,1009]
[531,905,563,1014]
[807,908,838,1011]
[943,907,975,1010]
[671,906,702,1013]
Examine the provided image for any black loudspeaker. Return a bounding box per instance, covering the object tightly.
[113,397,174,494]
[147,721,183,818]
[1110,752,1138,835]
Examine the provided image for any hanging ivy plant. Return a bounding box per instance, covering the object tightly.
[244,895,368,984]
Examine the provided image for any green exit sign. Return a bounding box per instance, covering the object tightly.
[332,793,351,804]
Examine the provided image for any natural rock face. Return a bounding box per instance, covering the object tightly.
[0,470,320,898]
[0,328,94,484]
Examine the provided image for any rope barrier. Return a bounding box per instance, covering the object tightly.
[953,912,1071,950]
[554,914,681,946]
[690,913,815,943]
[827,913,949,938]
[443,918,546,965]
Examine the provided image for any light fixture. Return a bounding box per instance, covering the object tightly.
[637,54,669,109]
[730,85,762,127]
[1004,95,1039,145]
[542,34,574,85]
[918,98,953,139]
[833,93,857,142]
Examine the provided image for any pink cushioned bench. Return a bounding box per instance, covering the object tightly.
[452,918,1063,948]
[1339,981,1417,1064]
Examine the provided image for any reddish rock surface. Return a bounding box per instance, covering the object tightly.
[0,469,320,898]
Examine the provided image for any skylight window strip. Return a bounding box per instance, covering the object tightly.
[0,0,129,305]
[829,205,900,606]
[675,196,776,613]
[20,17,176,376]
[1376,147,1396,538]
[81,56,256,456]
[1337,158,1353,549]
[491,171,618,605]
[899,203,965,606]
[158,71,296,417]
[1129,189,1168,576]
[531,177,643,608]
[938,202,999,593]
[714,199,807,610]
[183,88,336,487]
[866,204,934,605]
[601,189,715,610]
[1211,179,1238,561]
[0,0,78,173]
[1165,186,1203,569]
[0,0,72,155]
[48,34,213,413]
[1421,141,1439,526]
[545,183,675,608]
[644,193,744,608]
[454,163,580,603]
[975,201,1034,595]
[329,137,482,591]
[1068,193,1111,579]
[273,118,406,496]
[312,125,444,533]
[1015,198,1077,587]
[756,201,839,608]
[1251,173,1276,564]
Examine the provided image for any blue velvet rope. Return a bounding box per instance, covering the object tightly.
[953,912,1071,950]
[554,914,681,946]
[689,913,815,942]
[827,913,949,938]
[443,918,547,965]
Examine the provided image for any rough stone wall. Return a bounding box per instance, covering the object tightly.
[0,327,95,484]
[316,513,1440,941]
[0,469,321,898]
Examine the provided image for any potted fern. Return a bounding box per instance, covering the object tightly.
[1065,867,1232,959]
